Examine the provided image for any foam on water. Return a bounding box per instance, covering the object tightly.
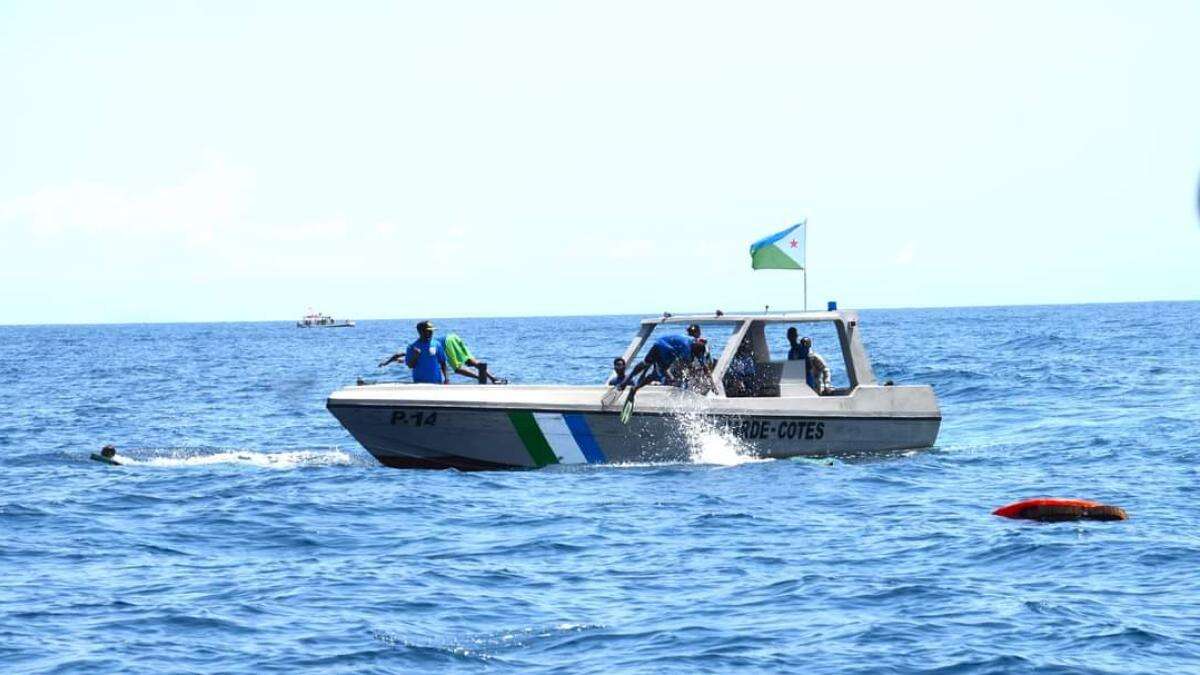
[109,447,357,469]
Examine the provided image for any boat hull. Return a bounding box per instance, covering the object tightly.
[326,400,940,470]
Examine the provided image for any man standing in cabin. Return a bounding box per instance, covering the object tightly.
[620,334,710,395]
[787,327,805,360]
[798,336,832,395]
[405,321,450,384]
[786,329,831,393]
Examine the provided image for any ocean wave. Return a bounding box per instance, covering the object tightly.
[4,304,1200,673]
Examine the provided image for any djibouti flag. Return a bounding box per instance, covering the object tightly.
[749,220,806,270]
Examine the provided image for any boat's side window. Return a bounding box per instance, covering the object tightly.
[761,322,851,395]
[722,330,765,397]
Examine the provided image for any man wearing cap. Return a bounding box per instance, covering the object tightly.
[405,321,450,384]
[379,328,506,384]
[687,323,716,373]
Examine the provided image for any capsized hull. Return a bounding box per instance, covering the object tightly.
[326,385,940,470]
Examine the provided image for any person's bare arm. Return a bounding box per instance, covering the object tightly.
[378,352,406,368]
[622,359,651,389]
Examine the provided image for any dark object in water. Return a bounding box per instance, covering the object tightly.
[90,444,121,466]
[993,498,1128,522]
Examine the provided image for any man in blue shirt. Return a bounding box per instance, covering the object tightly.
[620,334,709,395]
[405,320,450,384]
[787,327,806,361]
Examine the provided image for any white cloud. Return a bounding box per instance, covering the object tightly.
[0,156,457,283]
[3,156,253,241]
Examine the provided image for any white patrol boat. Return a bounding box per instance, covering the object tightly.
[326,310,940,470]
[297,311,355,328]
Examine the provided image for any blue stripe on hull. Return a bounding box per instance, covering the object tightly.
[563,414,606,464]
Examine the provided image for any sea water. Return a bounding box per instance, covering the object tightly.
[1,302,1198,673]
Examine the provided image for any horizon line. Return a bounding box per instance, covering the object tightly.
[1,297,1196,328]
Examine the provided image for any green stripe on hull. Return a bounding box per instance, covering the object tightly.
[507,411,559,467]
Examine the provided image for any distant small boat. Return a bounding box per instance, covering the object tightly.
[297,311,355,328]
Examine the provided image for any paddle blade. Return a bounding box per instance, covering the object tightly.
[620,398,634,425]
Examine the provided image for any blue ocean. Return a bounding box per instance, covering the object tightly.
[2,302,1198,673]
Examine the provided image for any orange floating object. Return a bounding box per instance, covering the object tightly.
[993,498,1128,522]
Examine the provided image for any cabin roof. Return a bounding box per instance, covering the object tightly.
[638,310,856,326]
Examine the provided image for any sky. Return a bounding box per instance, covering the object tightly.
[1,1,1198,324]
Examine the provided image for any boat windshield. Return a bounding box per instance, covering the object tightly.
[616,322,739,390]
[619,316,860,398]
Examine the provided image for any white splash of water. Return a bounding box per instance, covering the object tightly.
[667,392,768,467]
[678,413,767,466]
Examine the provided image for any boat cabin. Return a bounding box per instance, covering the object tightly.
[617,311,877,398]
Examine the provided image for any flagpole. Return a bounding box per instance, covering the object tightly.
[802,217,808,311]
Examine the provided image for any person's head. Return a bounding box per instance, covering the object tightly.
[686,323,702,339]
[416,320,436,339]
[613,357,626,372]
[787,327,798,343]
[100,444,116,458]
[800,336,812,349]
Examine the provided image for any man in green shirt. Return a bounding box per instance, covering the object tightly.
[441,333,506,384]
